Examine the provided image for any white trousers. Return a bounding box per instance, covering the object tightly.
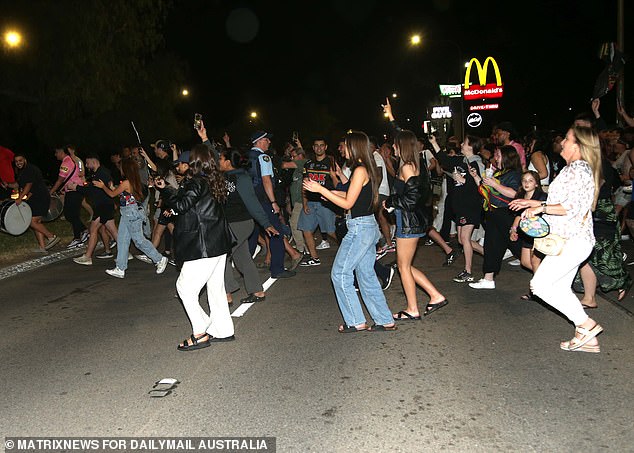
[530,237,593,326]
[176,255,234,338]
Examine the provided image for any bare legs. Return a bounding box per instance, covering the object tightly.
[394,237,445,317]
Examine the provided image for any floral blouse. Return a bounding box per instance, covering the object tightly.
[543,159,595,245]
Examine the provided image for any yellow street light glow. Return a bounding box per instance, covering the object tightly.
[410,34,421,46]
[181,89,189,96]
[392,93,398,98]
[4,30,22,48]
[250,111,258,118]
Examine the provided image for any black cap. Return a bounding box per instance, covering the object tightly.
[250,131,273,144]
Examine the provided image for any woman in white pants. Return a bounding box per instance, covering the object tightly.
[156,146,235,351]
[510,125,603,353]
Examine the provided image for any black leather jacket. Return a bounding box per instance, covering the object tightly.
[160,175,233,264]
[385,173,431,235]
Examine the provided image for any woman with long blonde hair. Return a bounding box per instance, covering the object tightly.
[510,125,604,353]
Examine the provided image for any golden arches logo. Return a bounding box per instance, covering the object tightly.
[464,57,502,90]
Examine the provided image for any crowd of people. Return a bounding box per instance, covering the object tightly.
[2,98,634,353]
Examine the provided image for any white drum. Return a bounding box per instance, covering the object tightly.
[0,199,32,235]
[43,193,63,222]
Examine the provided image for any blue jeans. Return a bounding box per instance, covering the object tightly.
[116,205,163,270]
[331,214,393,327]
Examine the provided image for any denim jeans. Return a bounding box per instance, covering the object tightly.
[116,205,163,270]
[331,214,393,327]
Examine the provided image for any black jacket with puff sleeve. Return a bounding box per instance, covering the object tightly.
[160,175,233,265]
[385,173,431,235]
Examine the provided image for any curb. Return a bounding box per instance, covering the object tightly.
[0,244,92,281]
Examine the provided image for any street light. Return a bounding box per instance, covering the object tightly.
[4,30,22,48]
[181,88,189,96]
[411,36,465,140]
[250,111,258,119]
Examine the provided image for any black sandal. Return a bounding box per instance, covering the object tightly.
[424,299,448,317]
[393,311,421,321]
[338,324,368,333]
[177,334,211,351]
[368,324,397,332]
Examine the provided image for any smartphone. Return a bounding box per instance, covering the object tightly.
[194,113,203,131]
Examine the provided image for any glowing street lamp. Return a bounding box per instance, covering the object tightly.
[4,30,22,48]
[250,111,258,119]
[410,34,421,46]
[181,88,189,96]
[392,93,398,98]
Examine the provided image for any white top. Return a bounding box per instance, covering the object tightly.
[544,159,594,245]
[373,151,390,196]
[528,153,551,186]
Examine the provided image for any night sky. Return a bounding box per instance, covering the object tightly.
[163,0,629,144]
[1,0,630,158]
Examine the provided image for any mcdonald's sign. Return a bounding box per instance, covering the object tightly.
[463,56,504,101]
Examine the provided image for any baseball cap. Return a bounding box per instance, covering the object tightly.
[175,150,190,164]
[152,140,172,151]
[250,131,273,144]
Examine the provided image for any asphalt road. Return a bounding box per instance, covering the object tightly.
[1,240,633,452]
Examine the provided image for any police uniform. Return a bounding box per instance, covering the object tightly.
[247,141,289,278]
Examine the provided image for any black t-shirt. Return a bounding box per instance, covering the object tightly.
[81,166,114,206]
[17,164,49,200]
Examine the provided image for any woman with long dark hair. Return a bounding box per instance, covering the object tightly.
[94,158,167,278]
[468,145,523,289]
[304,131,396,332]
[386,129,447,321]
[218,147,278,304]
[156,145,235,350]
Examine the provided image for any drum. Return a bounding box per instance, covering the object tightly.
[0,199,32,235]
[43,193,63,222]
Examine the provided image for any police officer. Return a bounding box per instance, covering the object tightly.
[247,131,295,279]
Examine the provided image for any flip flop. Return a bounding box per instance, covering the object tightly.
[367,324,397,332]
[338,324,368,333]
[581,304,597,309]
[424,299,448,317]
[520,293,533,301]
[393,311,421,321]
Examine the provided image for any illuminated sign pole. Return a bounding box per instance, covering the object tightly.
[463,56,504,129]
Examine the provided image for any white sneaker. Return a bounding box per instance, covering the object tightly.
[67,238,82,249]
[105,267,125,278]
[156,256,168,274]
[128,252,134,261]
[73,255,93,266]
[469,278,495,289]
[502,249,514,260]
[135,254,153,264]
[316,239,330,250]
[80,230,90,243]
[252,244,262,259]
[508,259,521,266]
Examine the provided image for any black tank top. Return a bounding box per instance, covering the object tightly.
[350,182,373,218]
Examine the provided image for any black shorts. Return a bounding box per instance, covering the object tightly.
[29,193,50,218]
[158,211,173,226]
[454,205,482,228]
[93,203,114,224]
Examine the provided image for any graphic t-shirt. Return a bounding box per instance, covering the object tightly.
[303,156,335,202]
